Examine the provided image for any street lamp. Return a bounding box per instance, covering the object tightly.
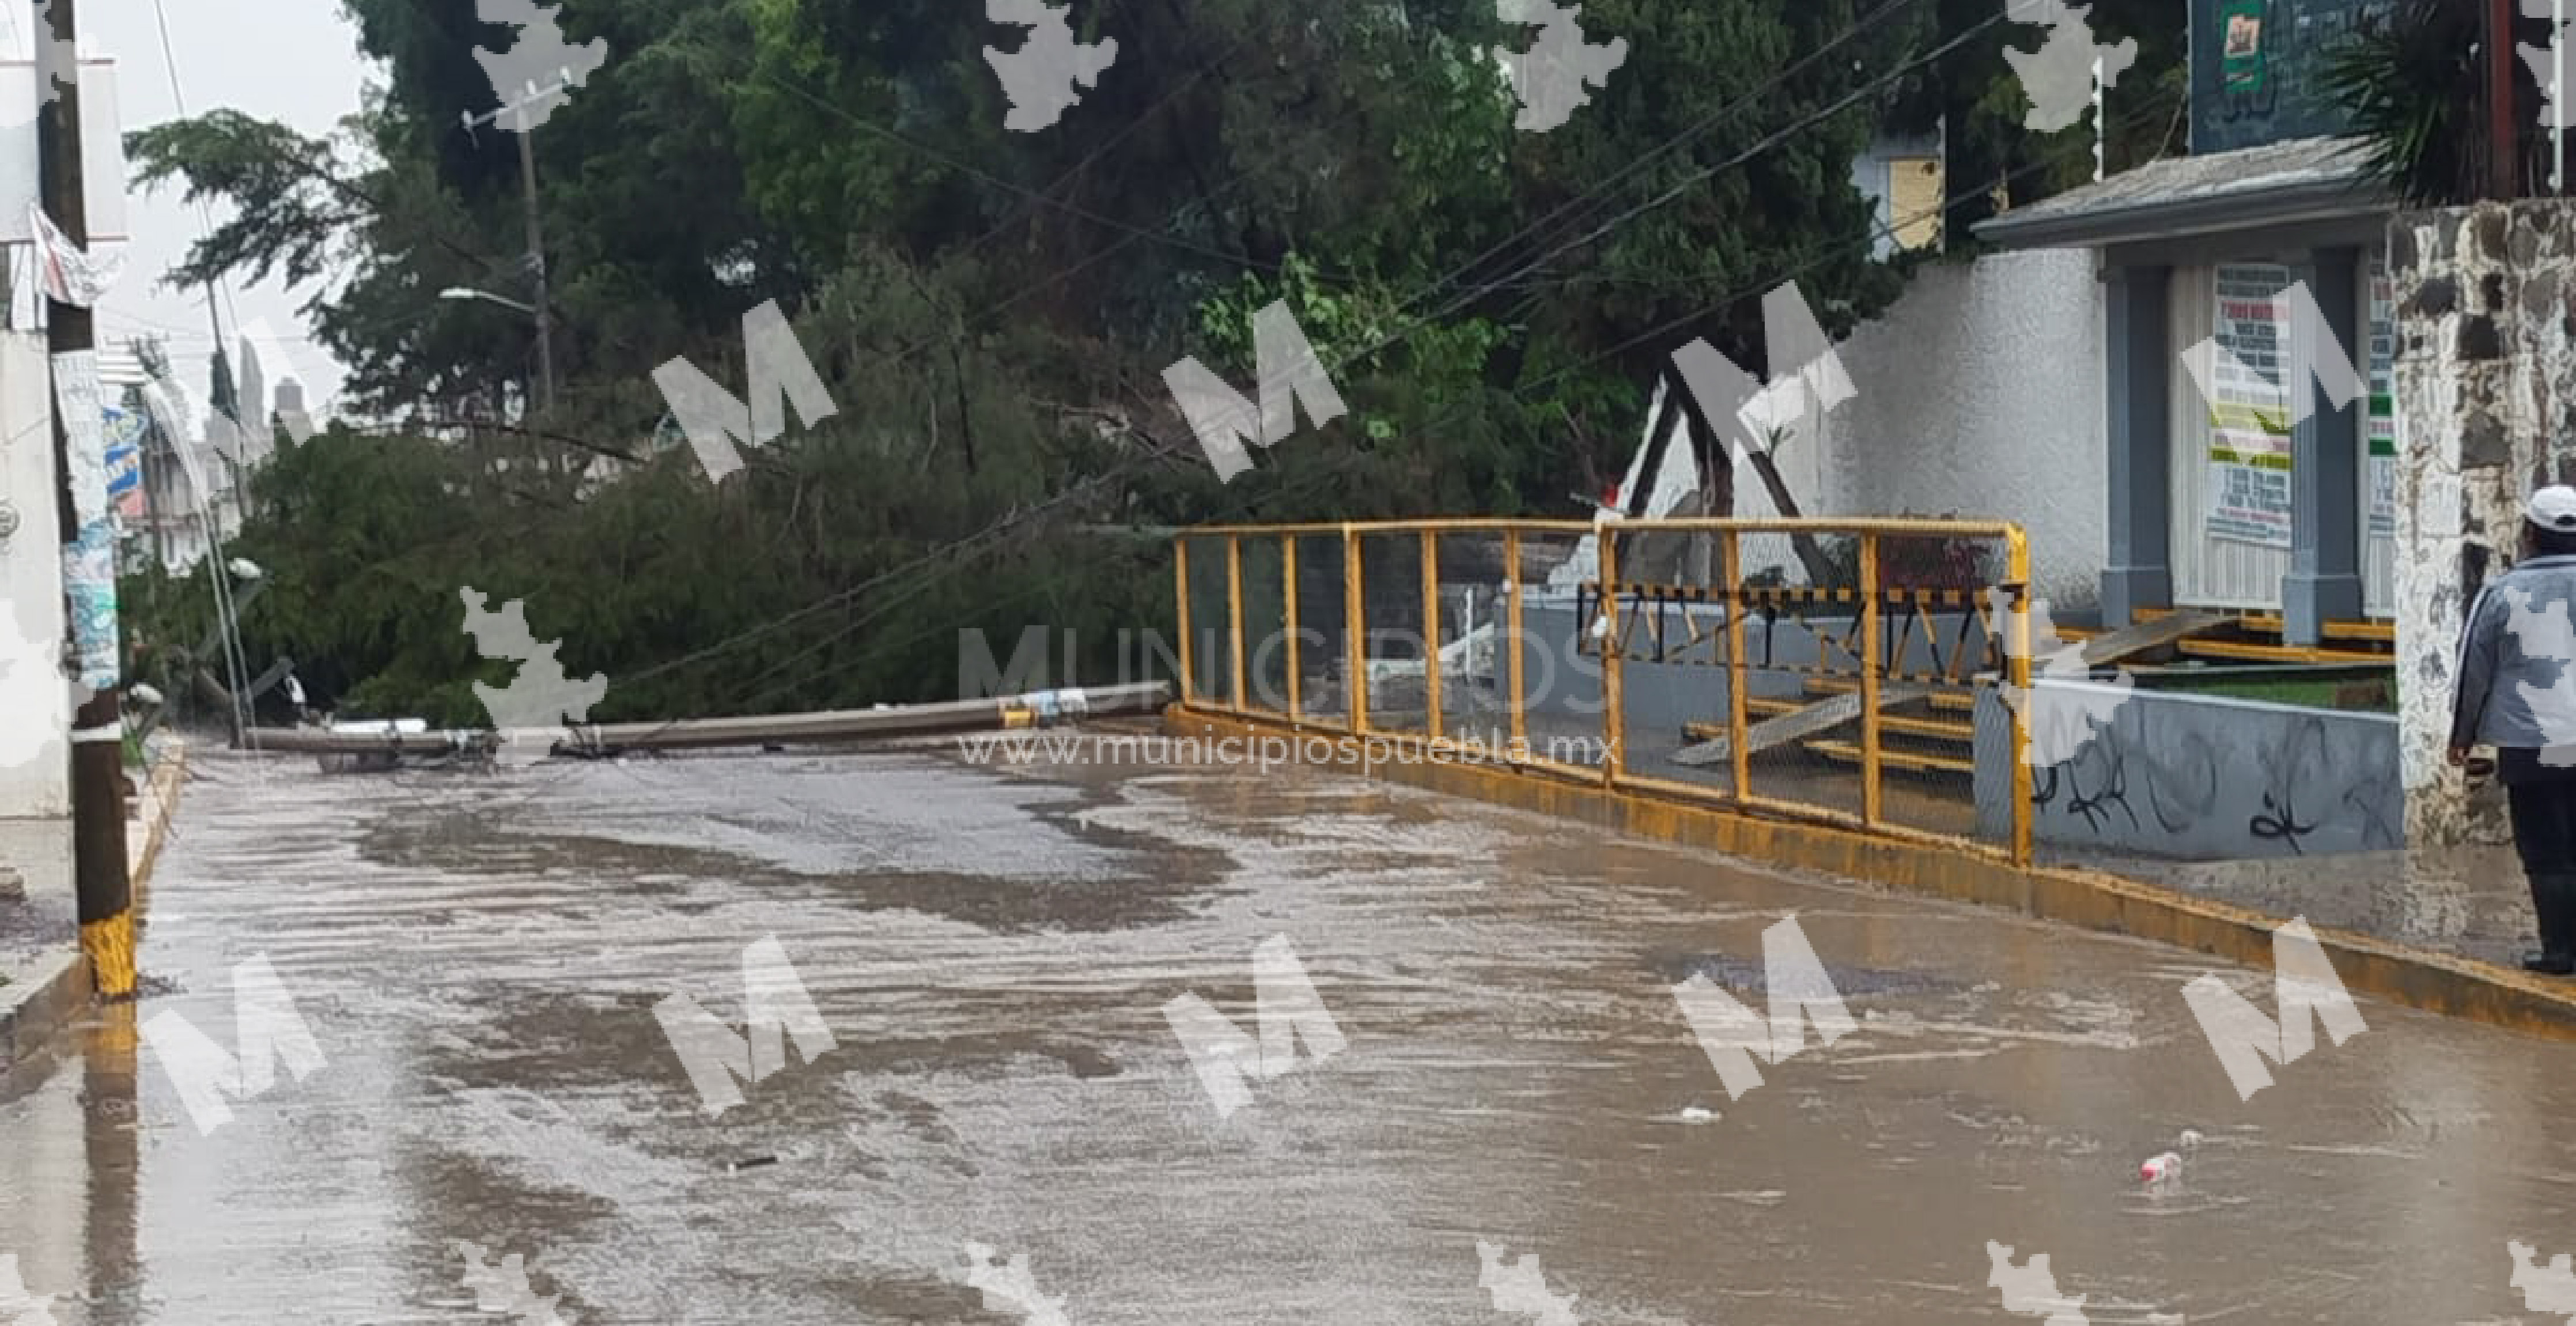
[438,286,553,411]
[439,286,536,315]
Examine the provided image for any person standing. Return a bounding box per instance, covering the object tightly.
[2449,484,2576,974]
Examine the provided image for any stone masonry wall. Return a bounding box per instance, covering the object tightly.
[2390,202,2576,846]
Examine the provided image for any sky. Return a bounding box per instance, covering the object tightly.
[77,0,368,420]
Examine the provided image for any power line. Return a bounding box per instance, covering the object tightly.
[497,5,2037,713]
[1396,0,1942,330]
[628,65,2166,726]
[203,6,2111,741]
[1346,3,2007,380]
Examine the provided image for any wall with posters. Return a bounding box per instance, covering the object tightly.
[2168,257,2392,614]
[2201,263,2298,550]
[2364,259,2396,615]
[0,332,69,818]
[2168,263,2293,609]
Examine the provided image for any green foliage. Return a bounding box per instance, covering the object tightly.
[120,0,2183,721]
[2321,0,2544,207]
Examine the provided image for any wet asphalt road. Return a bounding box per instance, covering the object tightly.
[4,740,2576,1324]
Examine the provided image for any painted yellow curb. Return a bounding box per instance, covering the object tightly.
[1165,707,2576,1038]
[129,742,188,909]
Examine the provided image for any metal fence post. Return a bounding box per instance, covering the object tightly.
[1421,528,1443,743]
[1720,529,1750,804]
[1344,526,1369,735]
[1174,539,1194,707]
[1284,534,1302,720]
[2006,531,2036,864]
[1859,531,1883,826]
[1599,523,1624,785]
[1226,535,1247,711]
[1506,527,1526,760]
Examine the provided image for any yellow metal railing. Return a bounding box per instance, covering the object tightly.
[1171,517,2035,864]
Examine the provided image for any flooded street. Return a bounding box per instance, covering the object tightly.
[4,742,2575,1324]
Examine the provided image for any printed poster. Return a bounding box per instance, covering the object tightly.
[52,351,117,691]
[2220,0,2267,92]
[2204,265,2295,549]
[62,521,116,692]
[52,349,105,528]
[2367,261,2396,538]
[104,405,146,524]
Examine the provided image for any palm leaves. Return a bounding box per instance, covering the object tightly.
[2324,0,2541,207]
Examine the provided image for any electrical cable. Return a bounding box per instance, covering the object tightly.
[772,104,2181,715]
[501,2,2070,717]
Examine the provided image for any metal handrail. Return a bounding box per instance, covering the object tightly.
[1170,518,2035,864]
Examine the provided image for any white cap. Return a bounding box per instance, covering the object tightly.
[2532,485,2576,531]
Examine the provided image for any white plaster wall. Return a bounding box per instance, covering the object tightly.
[1806,250,2109,610]
[0,331,67,817]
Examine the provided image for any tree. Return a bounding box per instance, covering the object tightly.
[121,0,2186,720]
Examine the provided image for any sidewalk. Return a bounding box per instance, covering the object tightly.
[1169,705,2576,1034]
[2093,841,2542,970]
[0,741,184,1071]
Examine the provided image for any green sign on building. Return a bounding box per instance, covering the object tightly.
[2192,0,2392,153]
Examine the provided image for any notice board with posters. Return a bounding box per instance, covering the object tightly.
[2203,265,2298,549]
[2190,0,2393,154]
[2366,259,2395,539]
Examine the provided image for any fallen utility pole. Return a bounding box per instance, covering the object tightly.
[244,683,1170,758]
[40,0,134,998]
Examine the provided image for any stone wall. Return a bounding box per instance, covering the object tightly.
[2390,202,2576,845]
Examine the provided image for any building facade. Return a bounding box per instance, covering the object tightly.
[1981,0,2398,646]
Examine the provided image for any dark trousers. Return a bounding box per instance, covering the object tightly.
[2507,775,2576,877]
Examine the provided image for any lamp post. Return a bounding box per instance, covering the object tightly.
[438,285,551,410]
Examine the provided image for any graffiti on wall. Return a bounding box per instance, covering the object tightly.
[2030,705,2401,857]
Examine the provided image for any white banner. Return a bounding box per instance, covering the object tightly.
[28,202,122,307]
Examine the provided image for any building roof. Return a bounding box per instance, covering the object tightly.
[1976,135,2390,251]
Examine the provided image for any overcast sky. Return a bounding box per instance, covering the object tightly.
[79,0,367,417]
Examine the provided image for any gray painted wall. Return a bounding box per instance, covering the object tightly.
[1973,681,2403,859]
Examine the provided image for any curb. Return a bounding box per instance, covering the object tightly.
[0,742,187,1075]
[1164,708,2576,1038]
[129,743,188,911]
[0,947,90,1074]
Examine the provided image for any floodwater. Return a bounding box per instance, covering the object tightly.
[3,739,2575,1324]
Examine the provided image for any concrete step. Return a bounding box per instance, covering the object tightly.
[1685,701,1973,746]
[1801,738,1974,777]
[2130,607,2395,653]
[2174,637,2395,666]
[1802,677,1978,713]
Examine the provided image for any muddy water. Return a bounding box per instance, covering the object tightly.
[2,742,2573,1324]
